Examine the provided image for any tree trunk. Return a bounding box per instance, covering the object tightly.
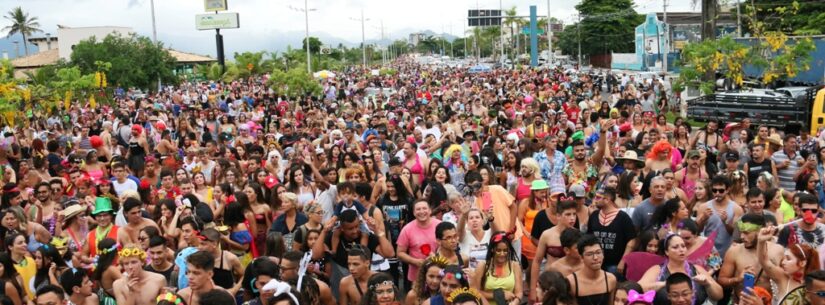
[701,0,717,41]
[22,33,29,56]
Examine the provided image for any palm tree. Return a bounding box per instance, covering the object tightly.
[503,6,520,61]
[3,7,42,56]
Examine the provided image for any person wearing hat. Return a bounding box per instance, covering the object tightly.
[518,179,550,281]
[674,150,709,203]
[58,204,88,261]
[615,150,646,175]
[84,197,119,258]
[195,228,244,293]
[721,151,741,176]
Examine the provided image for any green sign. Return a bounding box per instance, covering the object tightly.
[522,27,545,35]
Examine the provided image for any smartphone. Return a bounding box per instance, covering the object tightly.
[743,273,755,294]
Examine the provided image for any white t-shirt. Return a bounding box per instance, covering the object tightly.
[459,229,491,269]
[112,179,138,196]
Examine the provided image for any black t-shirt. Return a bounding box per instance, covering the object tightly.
[144,264,174,284]
[531,209,581,240]
[324,232,380,267]
[586,210,637,268]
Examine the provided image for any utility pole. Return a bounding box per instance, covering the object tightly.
[547,0,553,64]
[463,21,468,58]
[736,0,741,37]
[499,0,505,62]
[150,0,160,92]
[350,10,369,67]
[289,1,317,74]
[663,0,668,74]
[577,14,582,67]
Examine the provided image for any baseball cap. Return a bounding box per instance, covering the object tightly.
[686,150,701,159]
[724,151,740,161]
[570,184,586,198]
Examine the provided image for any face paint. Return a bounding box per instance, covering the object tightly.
[803,210,817,224]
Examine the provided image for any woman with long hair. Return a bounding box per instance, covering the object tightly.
[192,172,213,204]
[227,168,245,192]
[616,172,643,216]
[472,232,523,305]
[422,265,470,305]
[688,179,711,216]
[405,256,449,305]
[518,179,549,280]
[245,182,272,250]
[758,226,820,305]
[672,124,691,157]
[0,252,24,305]
[32,244,67,291]
[537,271,576,305]
[92,238,121,305]
[360,272,402,305]
[1,207,50,253]
[156,199,181,245]
[650,198,690,238]
[639,234,723,304]
[223,201,254,267]
[677,219,722,272]
[285,165,317,207]
[764,188,787,226]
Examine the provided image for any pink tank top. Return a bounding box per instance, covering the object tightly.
[680,170,702,201]
[515,177,532,202]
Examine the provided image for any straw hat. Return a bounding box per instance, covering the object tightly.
[766,133,784,146]
[61,204,86,221]
[615,151,645,167]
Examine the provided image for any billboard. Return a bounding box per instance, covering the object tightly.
[468,10,501,27]
[196,13,240,30]
[204,0,228,12]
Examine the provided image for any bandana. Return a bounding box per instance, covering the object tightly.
[736,221,762,233]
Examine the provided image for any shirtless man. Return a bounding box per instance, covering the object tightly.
[547,228,584,277]
[113,245,166,305]
[339,247,376,305]
[717,213,783,304]
[177,251,224,305]
[59,268,99,305]
[118,197,160,246]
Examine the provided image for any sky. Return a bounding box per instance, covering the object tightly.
[1,0,698,59]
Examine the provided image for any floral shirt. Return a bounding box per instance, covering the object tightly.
[533,149,567,188]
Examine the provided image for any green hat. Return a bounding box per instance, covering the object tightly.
[92,197,114,216]
[530,180,550,191]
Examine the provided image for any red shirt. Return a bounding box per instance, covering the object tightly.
[563,103,580,124]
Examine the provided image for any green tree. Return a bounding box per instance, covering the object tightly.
[70,33,178,90]
[267,68,321,98]
[559,0,642,57]
[302,37,323,54]
[233,51,272,77]
[3,7,42,56]
[744,0,825,35]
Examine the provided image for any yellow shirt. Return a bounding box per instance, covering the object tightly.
[14,256,36,300]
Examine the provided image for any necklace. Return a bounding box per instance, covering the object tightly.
[95,225,112,243]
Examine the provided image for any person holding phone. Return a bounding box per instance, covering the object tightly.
[718,213,783,304]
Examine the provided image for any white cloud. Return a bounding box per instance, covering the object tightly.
[2,0,698,57]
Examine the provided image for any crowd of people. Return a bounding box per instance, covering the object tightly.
[1,56,825,305]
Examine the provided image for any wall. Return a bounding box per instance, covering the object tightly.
[57,26,133,60]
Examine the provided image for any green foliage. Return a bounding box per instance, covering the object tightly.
[302,37,323,54]
[233,51,273,78]
[267,68,321,98]
[557,0,643,57]
[70,33,178,90]
[2,7,42,56]
[744,0,825,35]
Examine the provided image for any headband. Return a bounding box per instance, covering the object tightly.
[368,280,394,291]
[795,244,807,260]
[156,292,183,305]
[439,269,465,281]
[627,290,656,305]
[736,221,762,233]
[118,246,147,261]
[446,287,483,303]
[98,242,120,255]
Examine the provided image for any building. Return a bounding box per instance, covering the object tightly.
[408,32,427,46]
[10,25,215,79]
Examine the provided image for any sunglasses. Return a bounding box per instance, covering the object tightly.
[711,188,726,193]
[802,208,819,214]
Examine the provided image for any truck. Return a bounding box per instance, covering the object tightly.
[687,86,825,134]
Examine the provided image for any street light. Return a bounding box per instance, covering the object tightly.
[289,0,317,74]
[350,10,370,67]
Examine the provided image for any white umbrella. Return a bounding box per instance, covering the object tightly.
[313,70,336,79]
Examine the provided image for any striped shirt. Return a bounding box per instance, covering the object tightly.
[771,149,804,191]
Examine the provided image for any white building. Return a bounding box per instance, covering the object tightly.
[55,25,134,60]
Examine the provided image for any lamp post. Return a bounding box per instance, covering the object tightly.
[150,0,161,91]
[289,1,317,74]
[350,10,370,67]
